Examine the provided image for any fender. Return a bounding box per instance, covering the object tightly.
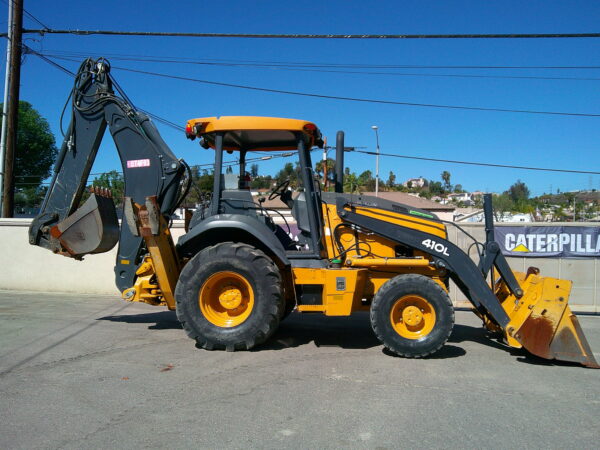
[176,214,290,267]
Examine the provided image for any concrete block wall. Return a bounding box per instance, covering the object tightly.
[1,219,598,312]
[0,218,186,296]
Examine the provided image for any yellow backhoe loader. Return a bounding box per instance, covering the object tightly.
[29,58,598,367]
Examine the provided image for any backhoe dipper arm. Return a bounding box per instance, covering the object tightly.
[29,58,187,292]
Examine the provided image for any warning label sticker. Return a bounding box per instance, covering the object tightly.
[126,159,151,169]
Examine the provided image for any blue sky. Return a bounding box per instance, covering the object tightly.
[3,0,600,196]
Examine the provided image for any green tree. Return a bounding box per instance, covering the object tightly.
[506,180,532,212]
[343,172,359,193]
[428,180,444,196]
[387,171,396,189]
[8,101,58,213]
[275,162,300,188]
[492,193,514,221]
[181,166,214,205]
[508,180,530,203]
[14,185,48,214]
[358,170,375,191]
[250,175,272,190]
[195,168,214,192]
[314,158,335,188]
[6,101,58,189]
[250,163,259,178]
[553,206,567,221]
[441,171,451,192]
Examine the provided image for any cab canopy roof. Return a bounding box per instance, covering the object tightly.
[185,116,324,152]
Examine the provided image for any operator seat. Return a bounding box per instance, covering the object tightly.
[220,190,259,217]
[290,192,311,245]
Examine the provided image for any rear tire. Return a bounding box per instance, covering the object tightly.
[370,274,454,358]
[175,242,283,351]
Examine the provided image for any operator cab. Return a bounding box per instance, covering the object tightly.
[185,116,326,258]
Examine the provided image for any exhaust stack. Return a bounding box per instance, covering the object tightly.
[334,131,344,193]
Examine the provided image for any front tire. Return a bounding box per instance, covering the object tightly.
[175,242,283,351]
[370,274,454,358]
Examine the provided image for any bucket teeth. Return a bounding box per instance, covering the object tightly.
[88,186,112,198]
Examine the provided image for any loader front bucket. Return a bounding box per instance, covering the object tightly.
[49,190,120,258]
[498,271,599,368]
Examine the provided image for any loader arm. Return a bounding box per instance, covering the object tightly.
[29,58,188,291]
[336,196,599,368]
[335,197,511,327]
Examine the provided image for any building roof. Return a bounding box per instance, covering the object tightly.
[359,192,455,211]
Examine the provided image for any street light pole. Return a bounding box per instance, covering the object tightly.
[371,125,380,197]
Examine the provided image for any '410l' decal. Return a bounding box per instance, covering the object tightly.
[421,239,450,256]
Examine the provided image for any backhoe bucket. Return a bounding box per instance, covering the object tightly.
[50,190,120,258]
[497,271,599,368]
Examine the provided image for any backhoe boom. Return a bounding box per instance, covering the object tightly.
[29,58,188,291]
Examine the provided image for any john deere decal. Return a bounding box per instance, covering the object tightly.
[495,226,600,258]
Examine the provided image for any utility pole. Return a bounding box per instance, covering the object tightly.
[2,0,23,217]
[0,0,13,215]
[371,125,380,196]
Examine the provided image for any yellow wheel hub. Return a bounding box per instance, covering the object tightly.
[390,295,436,340]
[219,286,243,310]
[402,306,423,327]
[199,271,254,327]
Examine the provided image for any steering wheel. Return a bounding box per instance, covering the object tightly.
[269,178,291,200]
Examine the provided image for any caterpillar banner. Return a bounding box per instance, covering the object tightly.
[495,226,600,258]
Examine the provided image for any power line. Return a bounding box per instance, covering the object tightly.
[17,53,305,174]
[38,49,600,70]
[28,51,74,76]
[350,149,600,175]
[40,53,600,82]
[28,50,600,176]
[17,29,600,39]
[108,64,600,117]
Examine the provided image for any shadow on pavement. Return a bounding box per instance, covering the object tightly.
[258,311,380,351]
[382,344,466,359]
[449,323,589,368]
[98,310,182,330]
[97,310,579,365]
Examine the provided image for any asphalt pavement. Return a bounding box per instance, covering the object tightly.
[0,290,598,449]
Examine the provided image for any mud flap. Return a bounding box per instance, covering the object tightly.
[50,191,119,258]
[501,273,599,368]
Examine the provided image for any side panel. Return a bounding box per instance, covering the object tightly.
[321,201,448,300]
[293,267,367,316]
